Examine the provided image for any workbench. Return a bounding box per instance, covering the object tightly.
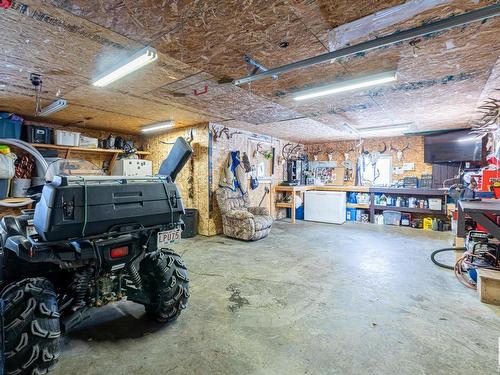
[457,200,500,240]
[275,185,449,224]
[274,185,368,223]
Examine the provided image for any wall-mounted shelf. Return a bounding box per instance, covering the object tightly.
[31,143,150,156]
[31,143,151,174]
[373,205,447,215]
[346,203,370,209]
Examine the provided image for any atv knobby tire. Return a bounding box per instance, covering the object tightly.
[139,249,189,323]
[1,278,61,375]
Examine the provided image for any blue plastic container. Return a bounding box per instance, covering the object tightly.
[0,179,9,199]
[346,208,357,221]
[286,205,304,220]
[0,113,22,139]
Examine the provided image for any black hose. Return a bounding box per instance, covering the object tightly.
[431,247,466,270]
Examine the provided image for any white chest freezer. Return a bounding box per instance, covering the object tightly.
[111,159,153,177]
[304,191,346,224]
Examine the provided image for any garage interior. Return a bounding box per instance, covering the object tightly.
[0,1,500,374]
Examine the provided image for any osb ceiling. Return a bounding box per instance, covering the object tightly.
[0,0,499,143]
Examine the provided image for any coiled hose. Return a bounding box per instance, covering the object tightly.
[430,247,466,270]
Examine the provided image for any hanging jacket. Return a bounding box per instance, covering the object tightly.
[219,151,247,194]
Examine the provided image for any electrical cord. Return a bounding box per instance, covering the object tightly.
[431,247,465,270]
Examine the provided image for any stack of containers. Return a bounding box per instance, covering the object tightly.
[0,113,23,199]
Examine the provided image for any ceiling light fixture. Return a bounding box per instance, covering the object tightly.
[293,71,397,101]
[141,120,175,133]
[39,99,68,117]
[357,123,412,136]
[93,46,158,87]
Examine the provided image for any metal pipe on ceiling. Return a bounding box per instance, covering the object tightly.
[233,4,500,86]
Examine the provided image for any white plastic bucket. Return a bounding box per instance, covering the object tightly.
[12,178,31,197]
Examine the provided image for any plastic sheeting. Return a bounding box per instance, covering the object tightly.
[328,0,454,52]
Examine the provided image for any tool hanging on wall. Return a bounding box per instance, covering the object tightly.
[342,145,355,182]
[258,186,270,207]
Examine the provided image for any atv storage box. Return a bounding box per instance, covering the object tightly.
[34,177,184,241]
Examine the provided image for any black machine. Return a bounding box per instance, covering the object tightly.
[0,137,192,375]
[284,158,306,186]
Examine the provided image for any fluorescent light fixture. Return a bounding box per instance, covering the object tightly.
[141,120,175,133]
[93,47,158,87]
[39,99,68,117]
[357,123,412,136]
[293,71,397,101]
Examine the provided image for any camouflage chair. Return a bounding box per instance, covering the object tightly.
[215,188,273,241]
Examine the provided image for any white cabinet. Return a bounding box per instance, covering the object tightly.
[304,191,346,224]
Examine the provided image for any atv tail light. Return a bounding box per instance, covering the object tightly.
[110,246,129,258]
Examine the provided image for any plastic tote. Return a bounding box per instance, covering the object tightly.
[55,129,80,146]
[0,112,22,139]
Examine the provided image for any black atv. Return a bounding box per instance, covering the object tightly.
[0,137,192,375]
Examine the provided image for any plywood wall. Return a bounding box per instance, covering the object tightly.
[304,135,432,184]
[142,124,212,235]
[208,123,292,235]
[143,122,293,236]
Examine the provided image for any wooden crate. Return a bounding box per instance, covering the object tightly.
[477,269,500,306]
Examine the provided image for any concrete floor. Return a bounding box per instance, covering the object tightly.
[54,221,500,375]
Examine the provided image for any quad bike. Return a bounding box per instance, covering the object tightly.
[0,137,192,375]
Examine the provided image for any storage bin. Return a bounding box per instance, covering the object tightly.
[0,179,10,199]
[181,208,199,238]
[24,125,52,144]
[428,198,442,211]
[287,205,304,220]
[356,209,364,222]
[55,129,80,146]
[79,135,98,148]
[401,213,411,226]
[383,210,401,226]
[0,113,22,139]
[346,208,357,221]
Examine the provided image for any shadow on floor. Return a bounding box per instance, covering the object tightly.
[66,303,173,342]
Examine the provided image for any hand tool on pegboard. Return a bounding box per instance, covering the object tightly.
[259,187,270,207]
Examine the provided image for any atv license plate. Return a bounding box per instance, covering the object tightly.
[157,228,182,248]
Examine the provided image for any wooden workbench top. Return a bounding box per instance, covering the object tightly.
[274,185,369,193]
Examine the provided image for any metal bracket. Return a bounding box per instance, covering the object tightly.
[243,54,278,80]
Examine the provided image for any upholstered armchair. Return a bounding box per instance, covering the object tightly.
[215,188,273,241]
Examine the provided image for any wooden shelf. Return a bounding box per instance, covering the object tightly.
[369,187,447,196]
[31,143,150,156]
[373,205,446,215]
[346,203,370,209]
[31,143,150,175]
[276,202,293,208]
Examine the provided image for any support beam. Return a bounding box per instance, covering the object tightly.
[233,4,500,86]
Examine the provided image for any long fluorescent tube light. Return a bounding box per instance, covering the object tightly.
[141,120,175,133]
[39,99,68,117]
[357,123,411,136]
[93,47,158,87]
[293,71,397,101]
